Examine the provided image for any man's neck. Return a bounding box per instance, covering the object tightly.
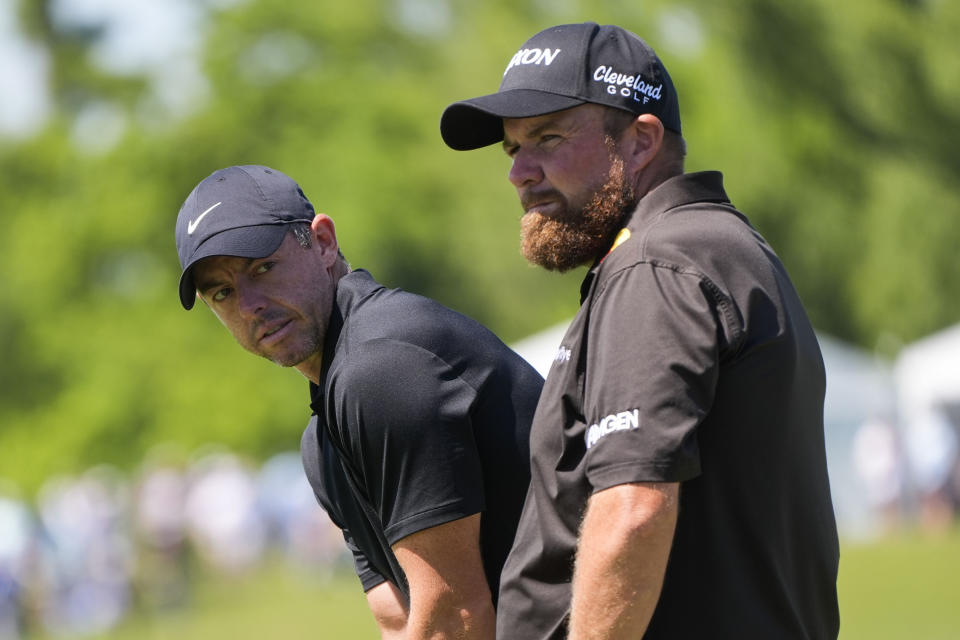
[295,355,323,385]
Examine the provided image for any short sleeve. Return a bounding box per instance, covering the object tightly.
[342,530,388,592]
[582,262,724,489]
[333,339,485,545]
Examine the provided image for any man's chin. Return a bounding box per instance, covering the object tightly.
[525,256,587,273]
[521,214,600,272]
[521,240,594,273]
[260,344,312,368]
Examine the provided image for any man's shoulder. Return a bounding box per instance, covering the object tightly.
[344,271,520,359]
[589,190,777,328]
[333,269,541,392]
[653,200,758,255]
[348,293,494,358]
[601,207,747,275]
[603,176,765,282]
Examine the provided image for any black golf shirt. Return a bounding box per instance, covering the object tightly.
[496,172,840,639]
[300,270,543,602]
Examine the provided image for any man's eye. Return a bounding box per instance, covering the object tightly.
[254,262,275,275]
[212,287,231,302]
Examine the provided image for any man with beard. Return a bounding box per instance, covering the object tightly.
[174,165,543,639]
[440,22,840,639]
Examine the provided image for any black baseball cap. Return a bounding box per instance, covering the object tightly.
[440,22,681,150]
[175,165,315,310]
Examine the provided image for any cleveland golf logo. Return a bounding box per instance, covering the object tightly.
[593,65,663,104]
[585,409,640,449]
[504,47,562,76]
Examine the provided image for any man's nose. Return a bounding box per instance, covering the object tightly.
[236,283,267,319]
[508,149,543,189]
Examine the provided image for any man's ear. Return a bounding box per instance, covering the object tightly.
[622,114,665,176]
[310,214,339,266]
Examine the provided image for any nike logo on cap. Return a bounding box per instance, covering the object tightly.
[188,202,222,235]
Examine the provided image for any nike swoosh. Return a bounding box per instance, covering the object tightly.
[188,202,222,235]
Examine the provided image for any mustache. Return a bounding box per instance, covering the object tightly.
[250,311,288,343]
[520,189,565,213]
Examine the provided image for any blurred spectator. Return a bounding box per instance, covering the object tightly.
[35,466,133,636]
[183,452,266,573]
[131,454,189,611]
[0,488,33,640]
[851,416,904,531]
[255,452,346,578]
[903,406,959,532]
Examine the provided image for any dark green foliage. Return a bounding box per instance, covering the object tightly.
[1,0,958,490]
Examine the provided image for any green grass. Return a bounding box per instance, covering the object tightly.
[21,528,960,639]
[42,562,379,640]
[838,527,960,639]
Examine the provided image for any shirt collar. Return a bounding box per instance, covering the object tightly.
[308,269,382,412]
[579,171,730,304]
[624,171,729,233]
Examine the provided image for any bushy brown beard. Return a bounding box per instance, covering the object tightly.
[520,155,636,272]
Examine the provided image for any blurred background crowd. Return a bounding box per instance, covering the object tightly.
[0,449,347,639]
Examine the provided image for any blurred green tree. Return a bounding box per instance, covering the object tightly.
[0,0,957,491]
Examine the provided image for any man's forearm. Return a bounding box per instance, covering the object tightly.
[568,482,679,640]
[393,513,495,640]
[366,578,494,640]
[404,588,495,640]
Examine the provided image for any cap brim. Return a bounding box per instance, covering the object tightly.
[440,89,586,150]
[178,224,291,310]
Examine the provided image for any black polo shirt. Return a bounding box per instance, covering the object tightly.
[496,172,840,639]
[300,270,543,602]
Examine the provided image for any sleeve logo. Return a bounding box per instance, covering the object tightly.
[585,409,640,449]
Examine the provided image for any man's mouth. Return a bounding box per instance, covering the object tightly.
[521,190,564,216]
[258,319,292,345]
[524,201,552,213]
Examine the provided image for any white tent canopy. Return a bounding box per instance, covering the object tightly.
[892,323,960,513]
[894,322,960,421]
